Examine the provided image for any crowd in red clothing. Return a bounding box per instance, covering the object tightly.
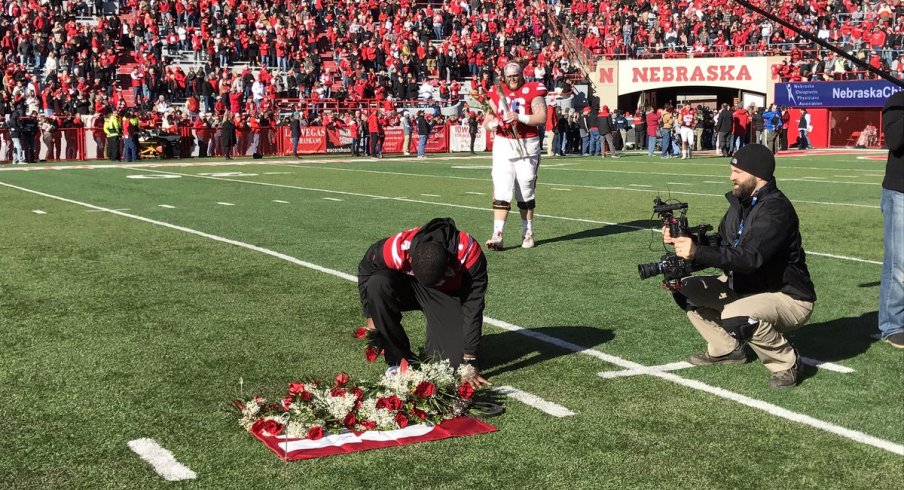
[559,0,902,65]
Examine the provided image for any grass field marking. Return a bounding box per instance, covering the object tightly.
[465,191,486,195]
[0,179,899,456]
[158,204,176,209]
[666,182,692,185]
[702,181,724,184]
[87,208,130,212]
[217,202,235,206]
[323,197,344,202]
[628,184,653,188]
[127,438,197,481]
[132,168,884,263]
[285,163,879,209]
[649,370,904,455]
[800,357,855,373]
[542,166,881,186]
[493,386,576,417]
[32,209,46,214]
[421,193,442,197]
[551,188,573,191]
[598,361,694,379]
[272,200,290,204]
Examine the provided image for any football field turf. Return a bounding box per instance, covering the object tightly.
[1,150,901,488]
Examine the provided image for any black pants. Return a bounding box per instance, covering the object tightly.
[469,132,477,152]
[21,133,36,162]
[363,270,465,367]
[351,137,360,156]
[718,131,731,156]
[198,138,208,157]
[107,136,120,161]
[369,132,380,157]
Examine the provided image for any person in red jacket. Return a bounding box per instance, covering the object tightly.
[732,106,751,155]
[357,217,490,387]
[367,109,382,158]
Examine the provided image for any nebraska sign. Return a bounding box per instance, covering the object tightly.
[617,58,770,94]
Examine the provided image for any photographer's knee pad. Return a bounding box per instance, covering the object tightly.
[722,316,759,341]
[517,199,536,210]
[492,199,511,210]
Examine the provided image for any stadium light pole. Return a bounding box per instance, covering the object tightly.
[732,0,904,89]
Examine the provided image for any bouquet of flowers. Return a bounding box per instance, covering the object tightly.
[232,360,480,441]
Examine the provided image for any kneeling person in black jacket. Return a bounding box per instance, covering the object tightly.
[358,218,491,388]
[664,144,816,389]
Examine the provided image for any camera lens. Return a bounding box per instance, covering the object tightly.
[637,262,663,280]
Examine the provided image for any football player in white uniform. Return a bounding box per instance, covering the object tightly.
[482,62,548,250]
[679,104,697,160]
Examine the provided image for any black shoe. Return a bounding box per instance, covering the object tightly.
[768,359,800,389]
[687,346,747,366]
[884,332,904,349]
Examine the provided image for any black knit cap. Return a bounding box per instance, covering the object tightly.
[730,144,775,181]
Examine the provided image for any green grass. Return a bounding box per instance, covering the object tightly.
[0,151,901,489]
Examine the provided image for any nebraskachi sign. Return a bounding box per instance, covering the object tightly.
[775,80,902,108]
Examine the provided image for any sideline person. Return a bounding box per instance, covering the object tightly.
[482,62,548,250]
[664,144,817,388]
[357,217,490,388]
[879,90,904,348]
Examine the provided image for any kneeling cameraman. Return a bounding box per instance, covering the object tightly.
[664,144,816,388]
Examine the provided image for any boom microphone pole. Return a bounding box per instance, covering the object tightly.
[732,0,904,89]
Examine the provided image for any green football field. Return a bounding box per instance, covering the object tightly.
[1,150,901,489]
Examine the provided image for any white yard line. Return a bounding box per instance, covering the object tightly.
[421,194,442,197]
[628,184,652,188]
[2,182,897,455]
[133,168,883,265]
[272,200,290,204]
[158,204,176,209]
[32,210,46,214]
[465,191,486,195]
[127,438,196,481]
[551,188,573,191]
[322,197,343,201]
[800,356,856,374]
[493,386,575,417]
[600,357,853,378]
[217,202,235,206]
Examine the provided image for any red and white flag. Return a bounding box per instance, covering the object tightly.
[252,417,496,460]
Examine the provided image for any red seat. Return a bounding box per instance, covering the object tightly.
[845,131,860,147]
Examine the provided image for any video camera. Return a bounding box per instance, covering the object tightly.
[638,197,714,291]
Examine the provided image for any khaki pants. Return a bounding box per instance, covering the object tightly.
[403,133,411,155]
[683,276,814,372]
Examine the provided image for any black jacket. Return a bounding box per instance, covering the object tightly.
[358,218,488,355]
[221,119,236,146]
[716,109,733,133]
[416,115,431,135]
[882,90,904,193]
[693,181,816,302]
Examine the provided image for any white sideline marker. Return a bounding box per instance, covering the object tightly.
[551,188,572,191]
[158,204,175,209]
[322,197,343,202]
[666,182,692,186]
[465,191,486,195]
[5,181,900,456]
[272,200,290,204]
[127,438,196,481]
[494,386,575,417]
[703,181,724,184]
[32,210,47,214]
[421,194,441,197]
[217,202,235,206]
[628,184,652,188]
[600,358,854,378]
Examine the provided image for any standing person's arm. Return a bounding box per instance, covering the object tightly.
[883,91,904,153]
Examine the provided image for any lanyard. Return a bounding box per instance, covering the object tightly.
[733,195,758,247]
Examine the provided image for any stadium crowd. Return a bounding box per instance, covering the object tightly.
[0,0,899,162]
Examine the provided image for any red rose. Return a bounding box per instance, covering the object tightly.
[361,420,377,431]
[343,413,357,428]
[299,390,312,402]
[458,383,474,400]
[354,327,367,339]
[395,413,409,428]
[352,387,364,401]
[281,396,294,410]
[330,388,347,397]
[375,397,388,410]
[335,372,350,387]
[307,426,324,440]
[288,382,305,395]
[365,346,379,363]
[251,419,266,434]
[387,395,403,411]
[414,381,437,398]
[262,419,283,435]
[412,408,427,420]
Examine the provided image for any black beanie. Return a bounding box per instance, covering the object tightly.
[730,144,775,181]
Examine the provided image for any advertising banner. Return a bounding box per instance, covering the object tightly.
[383,126,450,154]
[280,126,326,154]
[774,81,902,108]
[326,127,354,153]
[450,125,486,152]
[617,57,770,94]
